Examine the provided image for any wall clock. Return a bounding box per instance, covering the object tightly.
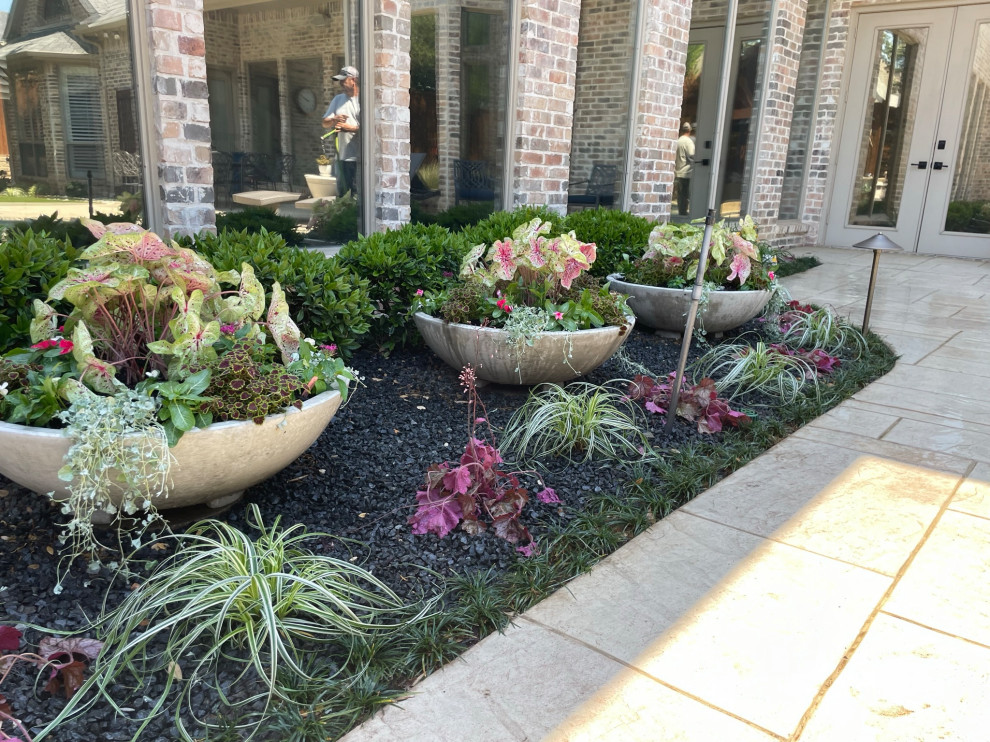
[296,88,317,114]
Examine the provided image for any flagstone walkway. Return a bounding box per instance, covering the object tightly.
[342,246,990,742]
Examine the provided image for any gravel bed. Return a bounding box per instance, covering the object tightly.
[0,325,756,740]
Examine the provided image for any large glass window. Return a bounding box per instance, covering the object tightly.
[567,0,638,213]
[409,2,511,218]
[778,0,827,221]
[0,6,146,225]
[683,0,772,222]
[204,1,365,237]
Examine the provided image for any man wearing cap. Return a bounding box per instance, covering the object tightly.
[322,66,360,196]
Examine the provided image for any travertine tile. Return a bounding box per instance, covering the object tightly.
[866,331,943,364]
[950,462,990,520]
[807,403,900,438]
[917,343,990,378]
[853,381,990,427]
[882,417,990,465]
[798,614,990,742]
[621,539,888,737]
[791,426,973,475]
[340,620,630,742]
[884,510,990,647]
[543,667,778,742]
[684,439,957,575]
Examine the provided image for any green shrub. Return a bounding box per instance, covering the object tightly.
[216,206,303,246]
[0,230,81,352]
[64,181,88,198]
[411,200,495,231]
[336,223,469,353]
[309,192,360,243]
[459,205,560,248]
[193,229,373,358]
[2,213,100,248]
[945,199,990,233]
[562,208,654,277]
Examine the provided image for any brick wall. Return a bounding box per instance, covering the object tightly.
[569,0,636,198]
[510,0,581,212]
[144,0,215,237]
[626,0,692,220]
[373,0,412,229]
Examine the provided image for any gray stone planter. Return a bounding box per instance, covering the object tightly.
[414,311,634,385]
[0,388,344,514]
[607,275,770,335]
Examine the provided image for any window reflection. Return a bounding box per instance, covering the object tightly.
[0,4,145,227]
[204,1,363,238]
[568,1,637,213]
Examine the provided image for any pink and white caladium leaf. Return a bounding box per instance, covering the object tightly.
[267,282,301,365]
[726,252,752,286]
[70,322,119,395]
[30,300,59,343]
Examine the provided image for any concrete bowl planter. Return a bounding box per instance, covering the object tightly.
[414,311,635,385]
[607,275,771,335]
[0,388,344,515]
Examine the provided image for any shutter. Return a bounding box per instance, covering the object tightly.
[63,69,106,179]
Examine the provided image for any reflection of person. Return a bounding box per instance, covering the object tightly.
[674,122,695,216]
[322,66,360,196]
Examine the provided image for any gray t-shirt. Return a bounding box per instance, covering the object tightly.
[323,93,360,162]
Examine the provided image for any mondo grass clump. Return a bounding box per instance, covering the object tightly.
[501,382,653,464]
[39,505,434,742]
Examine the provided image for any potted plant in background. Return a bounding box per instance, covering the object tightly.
[315,154,333,177]
[608,216,778,335]
[0,220,353,576]
[413,217,634,384]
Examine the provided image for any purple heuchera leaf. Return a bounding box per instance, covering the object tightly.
[536,487,560,504]
[516,541,539,557]
[644,400,667,415]
[0,626,22,652]
[443,465,474,495]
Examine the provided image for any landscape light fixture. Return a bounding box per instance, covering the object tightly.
[851,232,902,335]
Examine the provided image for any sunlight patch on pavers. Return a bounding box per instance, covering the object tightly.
[796,614,990,742]
[883,510,990,648]
[950,462,990,520]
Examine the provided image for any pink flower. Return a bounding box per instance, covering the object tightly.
[220,323,238,334]
[32,339,57,351]
[554,311,563,320]
[320,343,338,355]
[31,339,71,354]
[496,298,513,313]
[768,271,776,280]
[415,289,424,296]
[58,339,73,355]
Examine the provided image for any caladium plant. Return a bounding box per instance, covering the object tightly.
[408,366,559,555]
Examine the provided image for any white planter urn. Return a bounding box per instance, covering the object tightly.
[318,164,333,177]
[607,275,770,335]
[306,173,337,199]
[414,311,634,385]
[0,389,344,514]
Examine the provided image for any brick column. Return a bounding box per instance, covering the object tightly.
[627,0,691,221]
[373,0,412,230]
[145,0,214,238]
[748,0,809,233]
[511,0,581,213]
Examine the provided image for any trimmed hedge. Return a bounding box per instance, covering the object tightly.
[192,229,373,358]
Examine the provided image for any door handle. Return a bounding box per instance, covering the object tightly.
[911,161,928,169]
[700,158,710,166]
[932,161,944,170]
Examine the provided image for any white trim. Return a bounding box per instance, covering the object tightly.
[128,0,163,233]
[502,0,521,209]
[360,0,373,235]
[621,0,646,213]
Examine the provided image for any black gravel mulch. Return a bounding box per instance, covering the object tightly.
[0,325,757,740]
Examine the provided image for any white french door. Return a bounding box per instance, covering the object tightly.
[826,4,990,257]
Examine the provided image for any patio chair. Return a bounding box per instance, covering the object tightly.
[567,163,618,210]
[453,159,496,205]
[241,152,277,190]
[212,150,233,205]
[111,151,142,193]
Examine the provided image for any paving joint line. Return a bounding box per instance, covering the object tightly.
[786,460,974,741]
[516,613,786,741]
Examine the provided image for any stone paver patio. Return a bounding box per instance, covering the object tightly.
[341,246,990,742]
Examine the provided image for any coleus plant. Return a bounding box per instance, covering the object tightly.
[408,366,559,556]
[624,373,751,434]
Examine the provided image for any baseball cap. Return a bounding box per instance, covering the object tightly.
[332,66,359,81]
